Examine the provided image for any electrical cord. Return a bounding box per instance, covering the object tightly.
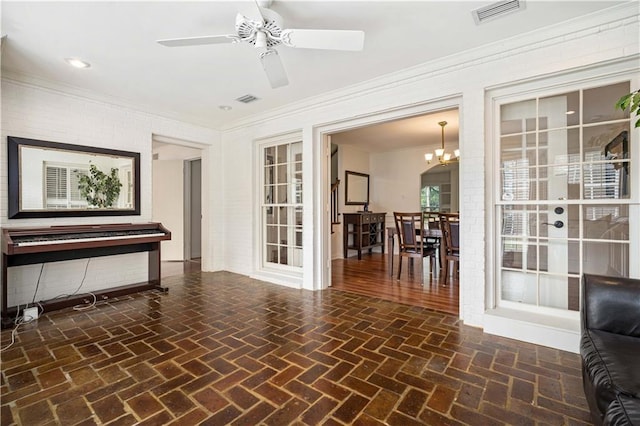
[53,258,91,300]
[51,259,97,311]
[1,312,36,353]
[72,292,97,311]
[31,263,46,304]
[2,259,97,353]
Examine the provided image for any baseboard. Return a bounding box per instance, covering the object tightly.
[484,307,580,353]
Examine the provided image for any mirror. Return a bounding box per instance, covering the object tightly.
[8,136,141,218]
[345,170,369,205]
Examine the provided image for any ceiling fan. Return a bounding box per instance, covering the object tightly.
[156,0,364,89]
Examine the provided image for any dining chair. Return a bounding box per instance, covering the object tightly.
[393,212,438,283]
[422,211,441,269]
[439,213,460,283]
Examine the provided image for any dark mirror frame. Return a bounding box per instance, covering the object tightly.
[7,136,141,219]
[345,170,370,205]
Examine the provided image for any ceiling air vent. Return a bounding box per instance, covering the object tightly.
[472,0,525,25]
[235,94,260,104]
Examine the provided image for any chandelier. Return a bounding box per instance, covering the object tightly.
[425,121,460,165]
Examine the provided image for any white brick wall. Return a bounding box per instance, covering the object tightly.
[0,79,219,308]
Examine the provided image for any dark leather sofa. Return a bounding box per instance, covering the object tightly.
[581,274,640,425]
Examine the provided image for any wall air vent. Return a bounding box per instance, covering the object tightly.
[472,0,525,25]
[235,94,260,104]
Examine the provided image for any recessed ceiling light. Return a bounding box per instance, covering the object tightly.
[64,57,91,69]
[566,110,575,115]
[219,105,232,111]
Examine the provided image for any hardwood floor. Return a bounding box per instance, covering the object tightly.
[331,253,459,315]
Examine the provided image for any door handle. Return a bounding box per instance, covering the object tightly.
[542,221,564,229]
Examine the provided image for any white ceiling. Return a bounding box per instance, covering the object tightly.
[1,0,627,138]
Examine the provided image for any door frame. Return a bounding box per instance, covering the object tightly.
[483,62,639,352]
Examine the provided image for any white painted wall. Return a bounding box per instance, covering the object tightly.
[370,147,450,219]
[152,159,184,261]
[0,79,219,308]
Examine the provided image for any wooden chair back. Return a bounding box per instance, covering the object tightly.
[439,213,460,254]
[393,212,437,282]
[423,211,441,230]
[394,212,423,254]
[439,213,460,281]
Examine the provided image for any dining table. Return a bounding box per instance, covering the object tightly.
[386,226,443,277]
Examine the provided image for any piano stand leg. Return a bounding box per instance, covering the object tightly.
[2,314,17,329]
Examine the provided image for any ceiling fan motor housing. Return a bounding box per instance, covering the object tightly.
[236,8,284,47]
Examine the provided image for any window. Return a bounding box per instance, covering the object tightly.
[44,163,88,209]
[420,185,440,211]
[262,141,303,268]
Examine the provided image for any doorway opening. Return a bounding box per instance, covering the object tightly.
[322,105,461,314]
[152,136,204,278]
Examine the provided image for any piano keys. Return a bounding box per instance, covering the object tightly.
[1,222,171,327]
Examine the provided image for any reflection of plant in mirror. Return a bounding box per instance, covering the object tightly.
[615,89,640,128]
[77,164,122,208]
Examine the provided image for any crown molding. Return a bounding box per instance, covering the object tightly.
[1,70,219,131]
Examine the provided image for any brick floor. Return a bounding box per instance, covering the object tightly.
[1,271,592,425]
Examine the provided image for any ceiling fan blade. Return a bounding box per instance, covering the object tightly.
[157,34,240,47]
[280,29,364,51]
[259,49,288,88]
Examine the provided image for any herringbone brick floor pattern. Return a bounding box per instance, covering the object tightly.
[1,271,591,425]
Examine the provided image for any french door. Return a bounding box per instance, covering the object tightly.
[262,141,303,269]
[496,81,633,314]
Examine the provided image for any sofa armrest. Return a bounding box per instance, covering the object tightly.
[581,274,640,337]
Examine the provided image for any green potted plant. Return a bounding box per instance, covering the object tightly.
[77,164,122,208]
[616,89,640,127]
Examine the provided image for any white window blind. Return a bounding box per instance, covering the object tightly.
[44,163,88,209]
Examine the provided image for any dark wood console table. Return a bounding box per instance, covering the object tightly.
[343,212,386,260]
